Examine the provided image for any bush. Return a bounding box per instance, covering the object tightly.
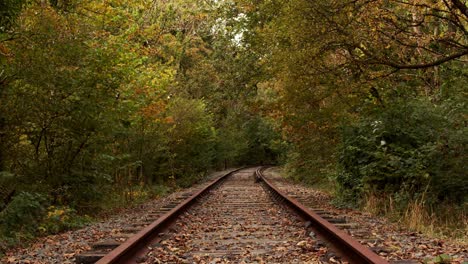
[39,206,91,234]
[150,185,171,198]
[0,192,47,249]
[337,98,467,207]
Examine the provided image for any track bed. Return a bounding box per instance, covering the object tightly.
[143,168,321,263]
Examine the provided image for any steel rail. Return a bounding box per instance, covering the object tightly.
[256,167,389,264]
[95,168,244,264]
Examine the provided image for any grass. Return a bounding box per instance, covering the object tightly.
[363,192,467,244]
[273,166,467,245]
[271,166,335,196]
[99,183,174,214]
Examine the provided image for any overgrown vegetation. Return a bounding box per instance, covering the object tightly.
[0,0,281,251]
[338,98,467,206]
[236,0,467,238]
[0,0,466,251]
[337,97,467,237]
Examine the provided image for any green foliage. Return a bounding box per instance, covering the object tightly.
[0,0,27,33]
[165,98,216,179]
[39,206,91,235]
[0,0,283,250]
[237,1,467,240]
[0,0,465,252]
[0,193,92,251]
[0,192,46,248]
[337,98,467,206]
[240,116,285,165]
[150,185,171,198]
[2,4,126,209]
[425,254,453,264]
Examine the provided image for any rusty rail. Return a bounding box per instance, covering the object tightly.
[256,167,389,264]
[95,166,389,264]
[95,168,244,264]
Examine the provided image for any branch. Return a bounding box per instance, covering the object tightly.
[0,34,18,43]
[378,49,468,69]
[450,0,468,19]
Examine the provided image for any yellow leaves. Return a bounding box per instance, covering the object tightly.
[47,206,66,219]
[19,134,30,146]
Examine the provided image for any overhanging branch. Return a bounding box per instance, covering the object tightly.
[380,49,468,69]
[451,0,468,19]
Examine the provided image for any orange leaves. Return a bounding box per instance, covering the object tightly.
[0,44,11,57]
[164,116,174,124]
[140,101,166,121]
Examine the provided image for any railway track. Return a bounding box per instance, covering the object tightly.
[263,173,401,261]
[76,167,389,263]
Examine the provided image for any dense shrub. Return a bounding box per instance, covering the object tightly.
[0,192,46,249]
[39,206,91,234]
[0,193,93,251]
[337,98,467,207]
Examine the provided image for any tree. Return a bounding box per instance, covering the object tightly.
[234,0,467,207]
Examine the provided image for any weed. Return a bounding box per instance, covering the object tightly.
[362,192,467,242]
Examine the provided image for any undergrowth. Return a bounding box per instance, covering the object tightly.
[99,184,173,211]
[0,167,215,255]
[363,192,467,243]
[0,183,174,255]
[282,167,467,244]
